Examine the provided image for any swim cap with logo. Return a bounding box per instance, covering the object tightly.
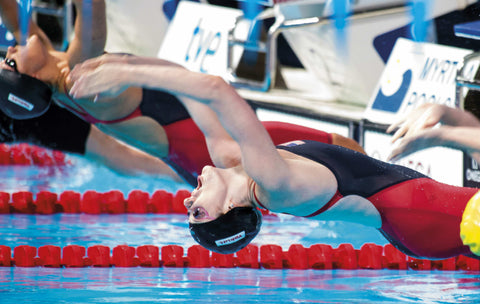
[0,69,52,119]
[189,207,262,254]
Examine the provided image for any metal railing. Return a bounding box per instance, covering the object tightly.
[32,0,73,50]
[0,0,72,51]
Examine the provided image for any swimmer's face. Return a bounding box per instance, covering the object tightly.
[1,35,49,76]
[184,166,231,224]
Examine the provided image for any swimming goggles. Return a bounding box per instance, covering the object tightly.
[4,58,19,73]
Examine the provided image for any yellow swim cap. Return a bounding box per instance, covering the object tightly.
[460,191,480,256]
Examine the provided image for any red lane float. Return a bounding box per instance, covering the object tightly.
[0,143,68,166]
[0,243,478,270]
[0,189,277,216]
[0,190,189,215]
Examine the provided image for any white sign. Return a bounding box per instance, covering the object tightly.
[256,108,350,137]
[363,129,463,186]
[364,38,473,125]
[158,1,243,78]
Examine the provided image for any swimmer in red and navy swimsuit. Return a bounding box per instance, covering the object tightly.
[272,140,478,259]
[192,139,480,258]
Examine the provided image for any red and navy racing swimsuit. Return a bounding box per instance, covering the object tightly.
[275,140,478,259]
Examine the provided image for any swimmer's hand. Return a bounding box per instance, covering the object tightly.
[386,103,447,161]
[386,103,445,143]
[68,54,184,100]
[69,62,131,100]
[387,127,444,162]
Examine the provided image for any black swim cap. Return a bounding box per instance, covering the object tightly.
[189,207,262,254]
[0,69,52,119]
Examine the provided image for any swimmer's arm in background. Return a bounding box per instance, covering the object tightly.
[66,0,106,67]
[387,103,480,142]
[85,125,185,183]
[0,0,54,49]
[177,95,243,169]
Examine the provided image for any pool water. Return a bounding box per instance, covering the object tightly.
[2,267,480,304]
[0,152,479,303]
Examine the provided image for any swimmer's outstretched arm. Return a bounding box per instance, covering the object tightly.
[70,61,337,213]
[66,0,107,66]
[72,53,185,71]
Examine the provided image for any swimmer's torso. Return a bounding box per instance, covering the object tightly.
[275,140,478,259]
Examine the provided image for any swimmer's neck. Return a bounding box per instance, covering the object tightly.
[221,166,256,209]
[34,51,67,90]
[54,66,70,95]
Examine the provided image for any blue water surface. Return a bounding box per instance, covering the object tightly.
[1,267,480,304]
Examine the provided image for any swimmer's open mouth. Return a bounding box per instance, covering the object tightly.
[194,206,208,218]
[190,206,215,222]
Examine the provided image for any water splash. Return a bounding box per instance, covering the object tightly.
[239,0,264,66]
[332,0,349,57]
[410,0,431,42]
[81,0,93,58]
[241,0,263,43]
[240,0,262,21]
[18,0,32,45]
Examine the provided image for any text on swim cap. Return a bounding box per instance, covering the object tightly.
[8,93,33,111]
[215,231,245,247]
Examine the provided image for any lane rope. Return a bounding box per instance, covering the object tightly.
[0,243,477,270]
[0,189,277,216]
[0,144,68,166]
[0,189,190,214]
